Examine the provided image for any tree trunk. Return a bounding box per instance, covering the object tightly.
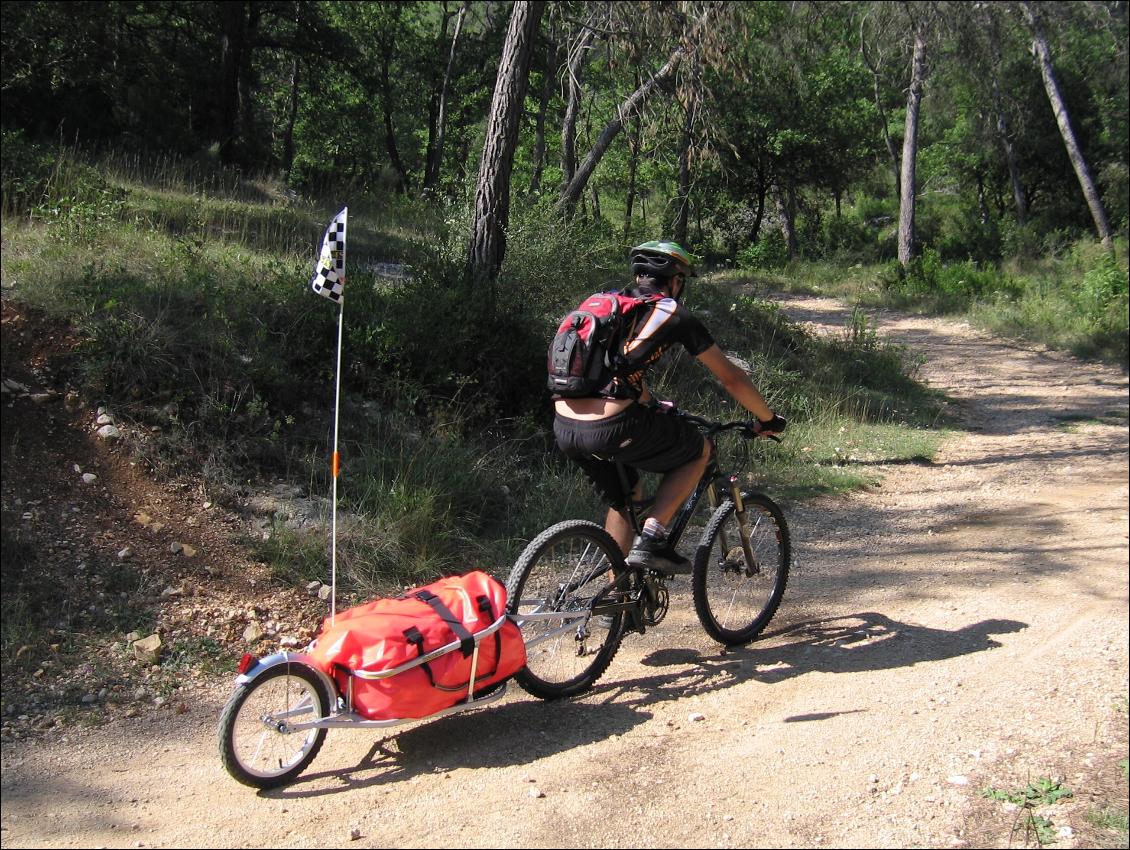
[218,2,248,161]
[557,6,718,214]
[977,172,990,225]
[993,77,1028,225]
[558,46,685,213]
[877,74,902,198]
[237,3,261,159]
[673,93,694,245]
[561,27,595,197]
[897,28,926,268]
[380,51,408,192]
[467,0,545,290]
[529,38,558,195]
[451,49,492,188]
[773,183,797,259]
[425,1,468,193]
[623,92,641,240]
[281,2,301,178]
[282,53,299,177]
[986,12,1027,226]
[749,180,767,244]
[860,14,901,198]
[1021,1,1113,252]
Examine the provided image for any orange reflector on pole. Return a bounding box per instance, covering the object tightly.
[332,451,340,478]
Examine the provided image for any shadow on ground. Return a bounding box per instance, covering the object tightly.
[268,613,1025,798]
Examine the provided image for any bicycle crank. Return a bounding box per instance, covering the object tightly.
[642,572,670,626]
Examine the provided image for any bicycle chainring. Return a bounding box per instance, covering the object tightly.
[642,573,670,627]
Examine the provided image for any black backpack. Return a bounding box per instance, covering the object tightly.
[547,291,658,397]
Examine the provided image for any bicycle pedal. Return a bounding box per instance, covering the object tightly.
[647,560,692,577]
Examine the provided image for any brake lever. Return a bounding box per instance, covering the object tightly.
[741,424,782,443]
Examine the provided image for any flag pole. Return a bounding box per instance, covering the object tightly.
[309,205,347,626]
[330,300,344,625]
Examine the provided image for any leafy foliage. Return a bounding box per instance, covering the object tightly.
[983,778,1075,846]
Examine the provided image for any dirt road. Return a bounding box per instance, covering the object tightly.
[2,294,1127,848]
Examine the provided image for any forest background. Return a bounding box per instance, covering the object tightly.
[1,0,1128,598]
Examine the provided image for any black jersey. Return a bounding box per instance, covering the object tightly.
[603,294,715,399]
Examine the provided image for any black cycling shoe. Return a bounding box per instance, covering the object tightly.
[626,531,692,576]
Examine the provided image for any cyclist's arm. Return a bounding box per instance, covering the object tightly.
[695,345,775,422]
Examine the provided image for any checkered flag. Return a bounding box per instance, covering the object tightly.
[310,207,347,304]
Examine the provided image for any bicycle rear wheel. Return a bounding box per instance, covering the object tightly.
[506,520,626,699]
[692,492,790,646]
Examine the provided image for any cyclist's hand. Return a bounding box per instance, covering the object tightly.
[749,413,787,439]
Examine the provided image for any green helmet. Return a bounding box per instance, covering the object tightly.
[629,240,697,279]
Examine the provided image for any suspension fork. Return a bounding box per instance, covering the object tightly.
[728,476,759,575]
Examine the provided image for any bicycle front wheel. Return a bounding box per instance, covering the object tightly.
[693,492,790,646]
[506,520,627,700]
[218,663,330,789]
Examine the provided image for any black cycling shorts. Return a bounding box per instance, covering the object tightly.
[554,404,706,509]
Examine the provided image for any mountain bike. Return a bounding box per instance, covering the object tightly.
[506,412,791,699]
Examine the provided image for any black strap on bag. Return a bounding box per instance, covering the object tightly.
[403,625,437,687]
[425,595,503,693]
[399,590,508,692]
[414,589,475,657]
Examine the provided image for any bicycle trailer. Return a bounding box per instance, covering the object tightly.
[305,570,527,720]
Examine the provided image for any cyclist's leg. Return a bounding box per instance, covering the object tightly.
[604,479,642,555]
[647,438,711,527]
[612,407,711,527]
[553,412,641,553]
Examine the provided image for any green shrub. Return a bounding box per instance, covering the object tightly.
[340,198,626,428]
[738,230,789,270]
[1081,251,1129,303]
[999,220,1045,263]
[884,249,1013,304]
[0,130,58,214]
[818,215,878,261]
[1098,161,1129,230]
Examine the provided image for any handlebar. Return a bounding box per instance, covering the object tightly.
[675,411,783,443]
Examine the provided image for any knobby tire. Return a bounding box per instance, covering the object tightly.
[692,492,790,646]
[507,520,627,699]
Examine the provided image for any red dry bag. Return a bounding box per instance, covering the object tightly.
[306,570,526,720]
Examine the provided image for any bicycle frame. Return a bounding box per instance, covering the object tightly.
[614,417,758,553]
[588,416,767,633]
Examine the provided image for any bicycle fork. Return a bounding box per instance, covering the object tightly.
[721,475,760,576]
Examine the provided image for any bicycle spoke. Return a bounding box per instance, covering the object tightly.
[506,521,626,699]
[693,494,790,646]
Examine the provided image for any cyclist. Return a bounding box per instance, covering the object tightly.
[553,240,786,574]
